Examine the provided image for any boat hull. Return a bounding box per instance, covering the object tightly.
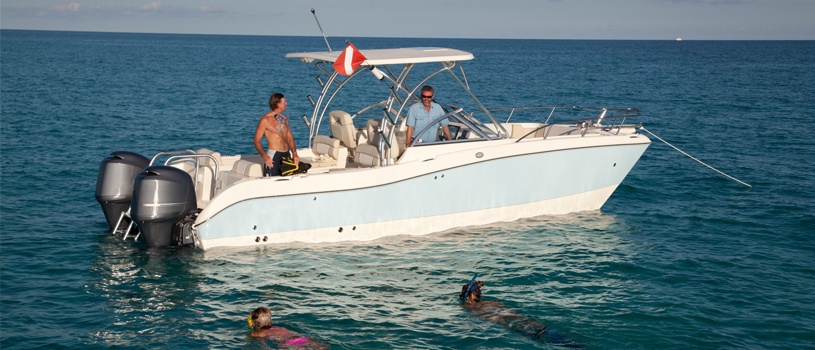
[194,136,649,250]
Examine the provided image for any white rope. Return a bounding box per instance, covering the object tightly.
[640,127,752,188]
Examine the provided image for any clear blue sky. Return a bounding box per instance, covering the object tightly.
[2,0,813,40]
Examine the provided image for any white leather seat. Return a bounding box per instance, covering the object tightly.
[309,135,346,168]
[354,119,402,167]
[329,110,357,151]
[232,159,263,178]
[354,144,380,168]
[197,148,222,166]
[195,148,222,204]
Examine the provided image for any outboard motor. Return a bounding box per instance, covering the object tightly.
[96,151,150,231]
[130,165,197,247]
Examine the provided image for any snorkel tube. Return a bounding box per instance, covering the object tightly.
[461,273,479,300]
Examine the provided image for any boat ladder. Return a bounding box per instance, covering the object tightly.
[112,209,140,241]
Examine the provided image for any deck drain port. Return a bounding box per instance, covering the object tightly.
[263,236,268,242]
[338,227,343,233]
[255,237,260,243]
[353,226,356,230]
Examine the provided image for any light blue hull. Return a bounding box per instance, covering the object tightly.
[195,140,649,250]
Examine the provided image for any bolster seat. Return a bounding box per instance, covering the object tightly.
[313,135,341,160]
[353,119,402,167]
[232,159,263,178]
[308,135,345,168]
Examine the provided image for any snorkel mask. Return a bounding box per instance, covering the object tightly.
[460,273,480,300]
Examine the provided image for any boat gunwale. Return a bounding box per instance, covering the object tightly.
[193,135,651,230]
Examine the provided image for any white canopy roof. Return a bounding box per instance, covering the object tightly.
[285,47,474,65]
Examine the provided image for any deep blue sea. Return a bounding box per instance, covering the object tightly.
[2,30,814,349]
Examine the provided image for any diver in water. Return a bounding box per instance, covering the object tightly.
[459,274,585,348]
[248,307,329,349]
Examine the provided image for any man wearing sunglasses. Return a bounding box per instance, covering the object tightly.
[405,85,452,148]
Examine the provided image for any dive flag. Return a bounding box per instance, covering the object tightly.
[333,42,367,76]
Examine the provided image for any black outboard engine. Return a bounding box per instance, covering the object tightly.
[96,151,150,231]
[130,165,197,247]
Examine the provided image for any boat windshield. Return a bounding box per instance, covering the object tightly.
[409,107,501,147]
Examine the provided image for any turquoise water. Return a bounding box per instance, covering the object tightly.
[1,30,814,349]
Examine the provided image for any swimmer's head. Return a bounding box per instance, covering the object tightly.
[249,307,272,330]
[460,280,484,303]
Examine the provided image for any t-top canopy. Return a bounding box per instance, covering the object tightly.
[286,47,474,66]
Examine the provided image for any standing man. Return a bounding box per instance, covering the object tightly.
[405,85,452,148]
[254,92,300,177]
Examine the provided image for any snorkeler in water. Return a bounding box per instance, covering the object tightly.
[459,274,585,348]
[248,307,329,349]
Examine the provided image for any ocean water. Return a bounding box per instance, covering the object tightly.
[1,30,814,349]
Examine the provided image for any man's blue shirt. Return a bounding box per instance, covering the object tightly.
[407,102,447,143]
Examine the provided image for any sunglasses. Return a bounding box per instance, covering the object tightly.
[421,95,433,99]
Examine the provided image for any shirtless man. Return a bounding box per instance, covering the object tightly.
[254,93,300,177]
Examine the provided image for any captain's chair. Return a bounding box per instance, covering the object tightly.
[329,110,357,153]
[354,119,404,167]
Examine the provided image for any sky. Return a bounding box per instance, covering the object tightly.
[1,0,814,40]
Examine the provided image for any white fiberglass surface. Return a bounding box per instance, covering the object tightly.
[196,143,647,242]
[285,47,474,65]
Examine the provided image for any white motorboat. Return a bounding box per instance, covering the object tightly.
[95,46,651,250]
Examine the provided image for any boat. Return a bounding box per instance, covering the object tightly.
[95,46,651,250]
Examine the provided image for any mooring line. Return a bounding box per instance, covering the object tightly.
[639,126,752,188]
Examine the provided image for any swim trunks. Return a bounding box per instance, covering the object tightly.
[263,150,290,177]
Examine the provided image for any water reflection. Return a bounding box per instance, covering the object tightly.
[86,234,214,348]
[86,211,641,348]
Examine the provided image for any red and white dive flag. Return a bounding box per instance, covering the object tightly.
[333,42,367,76]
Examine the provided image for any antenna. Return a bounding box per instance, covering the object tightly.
[310,8,332,52]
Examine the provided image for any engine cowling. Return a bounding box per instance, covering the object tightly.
[95,151,150,231]
[130,165,197,247]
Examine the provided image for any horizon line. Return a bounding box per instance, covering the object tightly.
[2,28,812,42]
